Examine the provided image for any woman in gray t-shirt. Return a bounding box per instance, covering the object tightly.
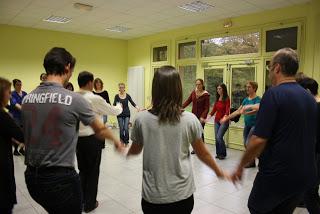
[125,66,229,214]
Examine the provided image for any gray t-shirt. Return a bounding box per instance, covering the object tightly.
[22,82,95,168]
[131,110,202,204]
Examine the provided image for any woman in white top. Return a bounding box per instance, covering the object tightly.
[126,65,229,214]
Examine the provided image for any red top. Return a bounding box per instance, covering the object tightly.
[183,90,210,119]
[210,98,230,122]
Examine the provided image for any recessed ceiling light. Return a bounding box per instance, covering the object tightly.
[74,3,93,11]
[43,15,71,23]
[106,26,132,32]
[179,1,214,12]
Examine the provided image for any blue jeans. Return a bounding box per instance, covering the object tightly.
[197,117,205,143]
[103,115,108,124]
[243,125,255,148]
[214,121,229,157]
[118,116,130,144]
[25,169,83,214]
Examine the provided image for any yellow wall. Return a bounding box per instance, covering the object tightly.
[0,24,128,123]
[128,0,320,150]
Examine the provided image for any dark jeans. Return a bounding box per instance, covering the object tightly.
[243,125,255,148]
[1,204,13,214]
[25,169,83,214]
[214,121,229,157]
[197,117,205,142]
[118,116,130,144]
[249,193,303,214]
[304,153,320,214]
[142,195,194,214]
[77,135,102,211]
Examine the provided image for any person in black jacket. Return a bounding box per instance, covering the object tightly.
[0,77,24,214]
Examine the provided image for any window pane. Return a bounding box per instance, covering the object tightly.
[231,67,255,126]
[179,65,197,113]
[179,41,196,59]
[204,68,223,108]
[265,60,271,91]
[153,46,167,62]
[266,27,298,52]
[201,32,259,57]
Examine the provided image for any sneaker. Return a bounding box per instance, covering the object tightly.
[218,156,226,160]
[13,150,21,156]
[215,155,219,158]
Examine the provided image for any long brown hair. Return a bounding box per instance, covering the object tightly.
[0,77,11,109]
[151,66,182,123]
[94,78,104,90]
[215,83,229,102]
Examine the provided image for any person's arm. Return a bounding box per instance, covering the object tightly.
[0,112,24,143]
[127,142,143,155]
[225,99,230,117]
[182,91,193,109]
[231,135,267,183]
[220,106,243,124]
[105,91,110,104]
[192,138,229,179]
[141,101,153,111]
[200,95,210,123]
[89,117,121,149]
[242,103,260,113]
[128,94,140,111]
[204,102,217,123]
[98,98,123,116]
[244,110,258,116]
[113,95,118,106]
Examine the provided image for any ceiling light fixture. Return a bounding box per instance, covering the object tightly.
[43,15,71,23]
[178,1,214,12]
[106,26,132,32]
[74,3,93,11]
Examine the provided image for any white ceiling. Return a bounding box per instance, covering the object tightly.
[0,0,314,40]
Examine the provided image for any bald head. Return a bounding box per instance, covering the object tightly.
[272,48,299,77]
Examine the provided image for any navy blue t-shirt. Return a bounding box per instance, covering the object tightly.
[249,82,317,212]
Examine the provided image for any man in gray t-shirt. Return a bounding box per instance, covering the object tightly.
[22,47,120,214]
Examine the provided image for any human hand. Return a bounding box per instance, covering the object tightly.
[200,117,205,123]
[230,167,243,185]
[219,117,227,124]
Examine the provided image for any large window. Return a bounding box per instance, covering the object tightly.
[153,46,167,62]
[266,27,298,52]
[179,41,196,59]
[201,32,259,57]
[204,68,223,108]
[179,65,197,112]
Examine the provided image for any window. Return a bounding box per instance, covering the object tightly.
[179,41,196,59]
[179,65,197,112]
[266,27,298,52]
[201,32,259,57]
[204,68,223,108]
[265,60,271,91]
[153,46,167,62]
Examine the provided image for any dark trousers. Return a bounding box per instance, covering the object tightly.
[25,169,83,214]
[249,193,303,214]
[304,153,320,214]
[141,195,194,214]
[76,135,102,211]
[118,116,130,144]
[197,117,205,143]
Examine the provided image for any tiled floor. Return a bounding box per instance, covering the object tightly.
[12,129,309,214]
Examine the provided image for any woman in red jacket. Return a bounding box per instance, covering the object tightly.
[183,79,210,154]
[205,83,230,159]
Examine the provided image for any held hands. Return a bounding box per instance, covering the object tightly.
[230,166,243,185]
[219,116,228,124]
[218,169,231,180]
[199,117,205,123]
[116,102,123,108]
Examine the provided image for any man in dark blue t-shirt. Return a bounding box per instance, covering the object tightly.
[231,48,317,214]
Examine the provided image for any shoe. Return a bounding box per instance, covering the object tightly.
[215,155,219,158]
[84,201,99,213]
[19,148,25,156]
[191,150,195,154]
[244,161,256,168]
[218,156,226,160]
[13,150,21,156]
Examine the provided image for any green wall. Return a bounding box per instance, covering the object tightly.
[127,0,320,150]
[0,24,128,123]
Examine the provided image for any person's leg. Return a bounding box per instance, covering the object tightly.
[272,193,303,214]
[25,170,83,214]
[124,117,130,144]
[243,126,256,168]
[76,137,87,203]
[103,115,108,124]
[214,121,221,157]
[216,122,229,158]
[173,195,194,214]
[117,117,124,142]
[84,136,103,212]
[12,117,24,155]
[243,125,251,148]
[304,153,320,214]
